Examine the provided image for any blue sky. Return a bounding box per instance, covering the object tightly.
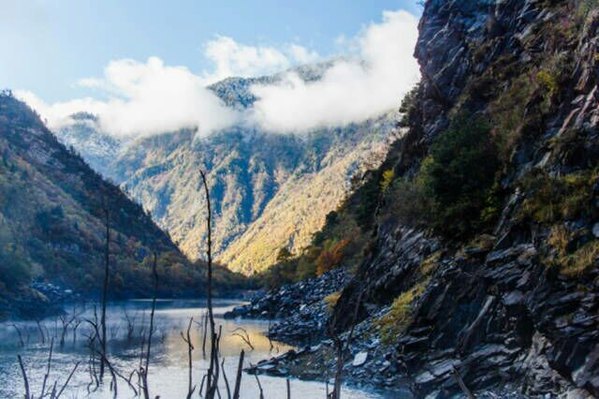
[1,0,421,102]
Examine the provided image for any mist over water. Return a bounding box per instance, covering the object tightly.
[0,300,387,398]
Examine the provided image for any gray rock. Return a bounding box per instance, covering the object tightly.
[352,351,368,367]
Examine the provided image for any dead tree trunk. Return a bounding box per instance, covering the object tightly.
[141,252,159,399]
[17,355,30,399]
[200,170,215,335]
[100,203,110,381]
[181,317,196,399]
[199,170,219,399]
[232,350,245,399]
[328,290,363,399]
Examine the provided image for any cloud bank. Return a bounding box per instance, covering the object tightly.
[18,58,238,137]
[16,9,419,137]
[202,36,319,83]
[250,10,420,132]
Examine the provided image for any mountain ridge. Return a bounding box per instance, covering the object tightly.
[54,70,401,273]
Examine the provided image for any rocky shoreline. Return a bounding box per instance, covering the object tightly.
[227,267,534,398]
[231,227,598,398]
[0,279,83,320]
[225,268,349,345]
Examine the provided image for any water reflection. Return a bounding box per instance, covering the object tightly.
[0,299,386,398]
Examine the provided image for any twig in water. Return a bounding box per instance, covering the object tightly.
[231,327,255,350]
[12,323,24,347]
[250,364,265,399]
[140,252,159,399]
[40,338,55,397]
[221,358,232,399]
[100,195,111,381]
[180,317,196,399]
[199,169,220,399]
[17,355,30,399]
[55,362,80,399]
[328,289,364,399]
[232,350,245,399]
[202,312,208,358]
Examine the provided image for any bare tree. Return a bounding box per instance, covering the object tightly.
[12,324,24,347]
[181,317,196,399]
[140,252,159,399]
[36,320,45,344]
[328,290,363,399]
[199,169,220,399]
[18,339,79,399]
[100,199,110,381]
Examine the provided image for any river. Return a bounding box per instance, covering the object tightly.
[0,299,390,398]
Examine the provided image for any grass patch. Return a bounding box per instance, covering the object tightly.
[548,225,570,255]
[375,280,428,344]
[518,169,598,224]
[561,240,599,276]
[419,251,441,277]
[545,224,599,277]
[324,291,341,311]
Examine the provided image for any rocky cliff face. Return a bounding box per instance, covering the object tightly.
[331,0,599,396]
[238,1,599,397]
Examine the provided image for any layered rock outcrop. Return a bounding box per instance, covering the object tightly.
[331,0,599,396]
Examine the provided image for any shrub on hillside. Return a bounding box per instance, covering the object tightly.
[422,116,500,238]
[384,175,433,227]
[316,239,350,276]
[0,247,31,288]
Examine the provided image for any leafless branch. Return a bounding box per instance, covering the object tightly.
[231,327,255,351]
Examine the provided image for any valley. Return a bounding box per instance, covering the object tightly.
[1,0,598,398]
[55,73,400,273]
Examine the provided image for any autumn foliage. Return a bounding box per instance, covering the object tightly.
[316,239,350,276]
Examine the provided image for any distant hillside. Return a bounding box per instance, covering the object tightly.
[0,92,242,318]
[56,112,123,177]
[55,70,399,274]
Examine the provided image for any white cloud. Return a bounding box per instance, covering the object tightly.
[248,10,420,132]
[201,36,319,83]
[288,44,319,64]
[18,57,238,137]
[16,9,419,138]
[15,90,108,130]
[96,57,238,137]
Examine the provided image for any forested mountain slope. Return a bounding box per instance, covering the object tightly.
[0,93,240,318]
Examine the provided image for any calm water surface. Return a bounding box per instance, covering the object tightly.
[0,299,390,398]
